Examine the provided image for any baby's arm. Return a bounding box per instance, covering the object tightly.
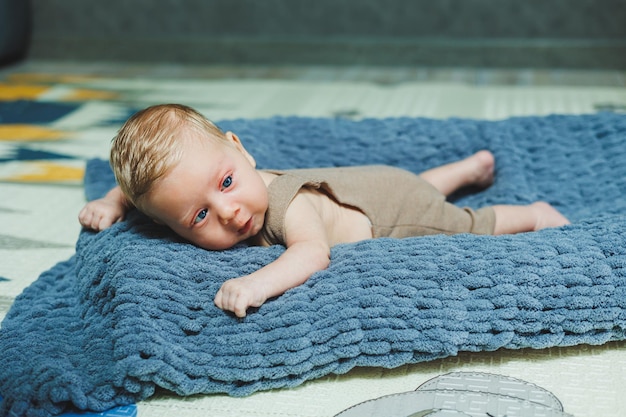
[78,185,130,231]
[214,190,331,318]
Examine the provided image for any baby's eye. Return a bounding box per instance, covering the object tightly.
[194,209,208,224]
[222,175,233,189]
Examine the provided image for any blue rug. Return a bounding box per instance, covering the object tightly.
[2,114,626,417]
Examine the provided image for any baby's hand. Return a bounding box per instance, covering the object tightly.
[78,198,126,231]
[214,276,268,318]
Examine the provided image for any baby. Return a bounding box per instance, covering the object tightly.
[79,104,570,318]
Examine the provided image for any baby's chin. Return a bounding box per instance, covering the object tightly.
[192,237,240,251]
[241,231,267,248]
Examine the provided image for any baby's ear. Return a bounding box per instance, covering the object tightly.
[226,131,257,168]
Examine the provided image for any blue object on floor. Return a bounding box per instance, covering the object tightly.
[0,397,136,417]
[1,113,626,417]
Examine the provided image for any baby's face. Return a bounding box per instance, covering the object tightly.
[144,133,268,250]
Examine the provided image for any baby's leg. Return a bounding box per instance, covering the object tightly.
[419,150,495,196]
[492,202,570,234]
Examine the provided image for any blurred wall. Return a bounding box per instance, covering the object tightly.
[0,0,31,65]
[27,0,626,68]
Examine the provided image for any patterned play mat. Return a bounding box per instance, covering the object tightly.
[1,65,625,417]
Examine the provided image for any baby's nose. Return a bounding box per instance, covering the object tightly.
[216,202,238,225]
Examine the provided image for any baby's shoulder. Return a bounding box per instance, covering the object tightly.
[257,169,278,188]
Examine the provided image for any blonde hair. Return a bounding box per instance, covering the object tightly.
[110,103,227,210]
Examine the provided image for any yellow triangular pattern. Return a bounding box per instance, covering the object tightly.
[0,125,69,141]
[64,89,119,101]
[7,162,84,182]
[0,83,49,100]
[7,73,99,84]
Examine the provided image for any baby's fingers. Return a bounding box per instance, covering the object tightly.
[97,213,123,230]
[78,207,123,231]
[78,207,92,229]
[232,301,248,318]
[214,286,249,318]
[79,210,104,231]
[214,289,226,311]
[79,207,101,230]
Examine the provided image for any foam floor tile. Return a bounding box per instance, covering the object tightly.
[1,63,625,417]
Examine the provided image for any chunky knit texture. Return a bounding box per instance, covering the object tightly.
[2,114,626,416]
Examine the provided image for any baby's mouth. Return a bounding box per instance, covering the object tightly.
[238,218,253,235]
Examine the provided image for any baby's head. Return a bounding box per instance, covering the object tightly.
[111,103,229,211]
[111,104,268,250]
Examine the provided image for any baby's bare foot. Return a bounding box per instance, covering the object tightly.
[419,150,496,196]
[466,150,495,189]
[530,201,571,231]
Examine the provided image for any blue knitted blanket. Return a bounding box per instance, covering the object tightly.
[2,114,626,417]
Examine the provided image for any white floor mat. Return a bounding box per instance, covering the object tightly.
[1,64,625,417]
